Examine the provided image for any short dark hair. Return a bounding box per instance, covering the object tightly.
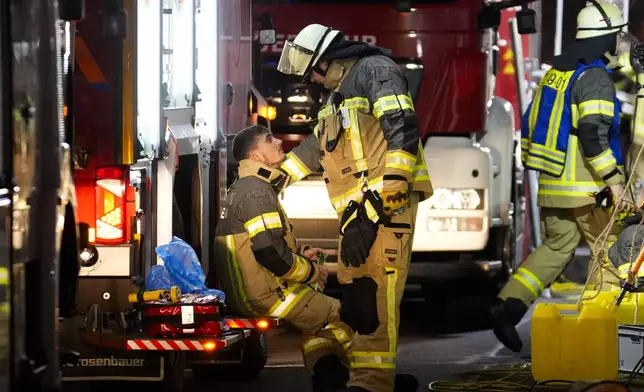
[232,125,270,162]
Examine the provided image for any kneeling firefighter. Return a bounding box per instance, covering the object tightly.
[213,125,354,392]
[276,23,433,392]
[490,0,636,353]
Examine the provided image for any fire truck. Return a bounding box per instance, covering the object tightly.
[252,0,538,301]
[1,0,87,390]
[50,0,278,389]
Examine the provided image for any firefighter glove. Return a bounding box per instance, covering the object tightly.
[339,201,377,268]
[381,190,409,215]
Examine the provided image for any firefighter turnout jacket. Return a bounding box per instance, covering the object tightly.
[214,159,355,379]
[521,59,624,208]
[281,56,432,221]
[214,159,323,317]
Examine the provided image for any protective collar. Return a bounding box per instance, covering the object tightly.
[603,51,623,71]
[552,33,619,71]
[323,58,358,90]
[238,159,289,192]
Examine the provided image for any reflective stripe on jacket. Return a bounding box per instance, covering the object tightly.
[521,60,624,208]
[281,56,432,217]
[213,160,318,317]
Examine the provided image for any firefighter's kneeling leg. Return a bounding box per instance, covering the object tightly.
[288,289,353,389]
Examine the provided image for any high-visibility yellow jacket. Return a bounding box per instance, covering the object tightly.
[521,60,624,208]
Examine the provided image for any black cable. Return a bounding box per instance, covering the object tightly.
[628,353,644,386]
[528,379,575,392]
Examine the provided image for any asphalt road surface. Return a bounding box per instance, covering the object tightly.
[185,246,641,392]
[55,246,643,391]
[188,292,528,392]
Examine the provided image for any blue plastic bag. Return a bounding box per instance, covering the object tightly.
[153,236,225,301]
[145,265,174,290]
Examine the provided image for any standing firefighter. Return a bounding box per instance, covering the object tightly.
[214,125,355,392]
[491,0,634,353]
[277,24,432,392]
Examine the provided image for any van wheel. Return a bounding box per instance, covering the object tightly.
[238,330,268,378]
[159,352,186,392]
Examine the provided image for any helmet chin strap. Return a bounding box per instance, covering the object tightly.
[312,62,328,77]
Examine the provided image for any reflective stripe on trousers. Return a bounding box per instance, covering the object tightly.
[349,267,399,371]
[510,267,545,298]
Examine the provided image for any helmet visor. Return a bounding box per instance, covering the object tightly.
[277,40,315,76]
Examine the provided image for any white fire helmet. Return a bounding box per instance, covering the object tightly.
[576,0,627,40]
[277,23,342,78]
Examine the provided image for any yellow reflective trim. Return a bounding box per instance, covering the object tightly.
[351,351,396,369]
[318,97,370,121]
[528,89,543,139]
[634,121,644,143]
[364,199,379,223]
[512,274,539,297]
[411,141,430,182]
[525,155,564,174]
[303,337,333,353]
[283,255,311,282]
[373,94,414,119]
[0,267,7,285]
[517,267,544,291]
[588,149,617,176]
[318,105,334,120]
[0,302,8,314]
[572,105,579,128]
[281,152,312,182]
[348,109,366,165]
[331,176,384,213]
[325,323,352,351]
[412,165,430,182]
[268,283,310,318]
[385,150,416,173]
[244,212,282,239]
[546,90,566,149]
[528,143,566,161]
[225,235,255,315]
[385,266,398,353]
[341,209,358,233]
[578,99,614,118]
[342,96,370,111]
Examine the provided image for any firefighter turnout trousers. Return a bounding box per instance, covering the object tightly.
[263,285,353,373]
[499,205,620,307]
[222,268,354,377]
[336,194,418,392]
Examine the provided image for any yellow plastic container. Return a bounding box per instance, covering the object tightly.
[531,302,618,382]
[579,290,644,325]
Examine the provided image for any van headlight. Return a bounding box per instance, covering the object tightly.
[426,188,484,210]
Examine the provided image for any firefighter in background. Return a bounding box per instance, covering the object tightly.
[277,24,432,392]
[213,125,354,392]
[490,0,635,353]
[613,31,644,206]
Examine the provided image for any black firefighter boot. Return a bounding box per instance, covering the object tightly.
[489,297,528,353]
[312,355,350,392]
[337,374,420,392]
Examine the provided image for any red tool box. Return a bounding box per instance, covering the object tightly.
[142,302,224,338]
